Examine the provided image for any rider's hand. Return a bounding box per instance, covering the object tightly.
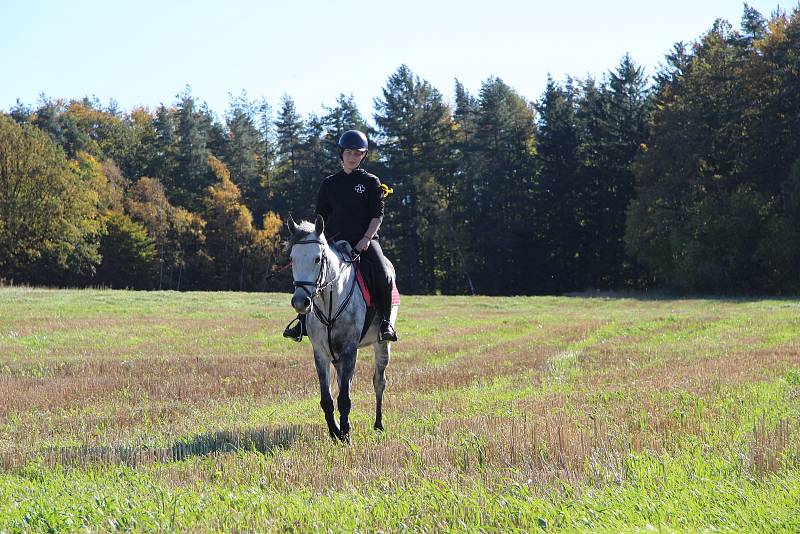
[356,236,371,253]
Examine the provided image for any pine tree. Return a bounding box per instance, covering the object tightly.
[152,104,179,199]
[624,10,792,291]
[173,87,214,211]
[458,77,537,294]
[450,80,481,294]
[741,3,767,43]
[297,113,331,218]
[256,99,276,205]
[576,55,649,288]
[118,107,160,183]
[31,96,93,158]
[535,76,583,292]
[224,92,266,220]
[374,65,457,293]
[272,95,305,219]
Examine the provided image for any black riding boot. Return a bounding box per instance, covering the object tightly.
[283,314,306,342]
[379,317,398,342]
[377,289,397,342]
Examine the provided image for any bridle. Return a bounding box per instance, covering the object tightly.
[291,237,360,362]
[291,238,331,300]
[292,238,361,297]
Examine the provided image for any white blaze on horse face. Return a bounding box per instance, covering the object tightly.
[290,240,319,282]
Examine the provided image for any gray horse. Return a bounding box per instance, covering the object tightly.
[288,216,397,443]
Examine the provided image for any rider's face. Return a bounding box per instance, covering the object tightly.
[341,148,366,172]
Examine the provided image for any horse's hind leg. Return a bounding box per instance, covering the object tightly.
[372,341,390,431]
[314,350,341,441]
[335,349,357,443]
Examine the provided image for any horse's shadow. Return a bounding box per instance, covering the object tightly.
[168,425,304,461]
[36,425,309,468]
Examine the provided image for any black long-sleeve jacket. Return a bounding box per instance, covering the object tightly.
[315,169,384,246]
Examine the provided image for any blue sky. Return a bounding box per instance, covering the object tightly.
[0,1,788,122]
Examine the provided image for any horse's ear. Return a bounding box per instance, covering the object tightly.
[314,214,324,236]
[287,215,298,234]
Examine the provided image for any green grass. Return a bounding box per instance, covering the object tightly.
[1,288,799,531]
[2,456,798,532]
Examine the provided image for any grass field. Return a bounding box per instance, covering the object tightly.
[1,287,799,532]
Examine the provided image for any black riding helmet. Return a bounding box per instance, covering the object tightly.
[337,130,368,165]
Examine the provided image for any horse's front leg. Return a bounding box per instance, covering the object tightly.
[372,340,390,431]
[314,349,341,441]
[334,348,357,443]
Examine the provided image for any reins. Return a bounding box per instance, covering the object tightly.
[263,260,294,282]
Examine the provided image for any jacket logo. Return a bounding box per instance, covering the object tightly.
[354,184,365,194]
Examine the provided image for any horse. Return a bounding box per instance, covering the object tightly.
[287,215,398,443]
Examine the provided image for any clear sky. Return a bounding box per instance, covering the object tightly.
[0,0,789,122]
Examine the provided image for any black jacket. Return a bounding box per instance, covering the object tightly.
[315,169,384,246]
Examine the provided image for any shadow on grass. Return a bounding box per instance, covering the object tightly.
[11,425,314,469]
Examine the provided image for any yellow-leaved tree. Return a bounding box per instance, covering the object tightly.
[204,155,283,290]
[0,115,102,283]
[126,176,207,289]
[204,155,256,289]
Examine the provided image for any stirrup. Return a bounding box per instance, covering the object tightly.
[379,320,398,342]
[283,317,304,342]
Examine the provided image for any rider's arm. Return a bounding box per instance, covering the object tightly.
[357,177,385,252]
[368,175,384,222]
[356,217,381,252]
[364,217,382,240]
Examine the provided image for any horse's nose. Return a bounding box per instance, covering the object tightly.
[291,293,311,312]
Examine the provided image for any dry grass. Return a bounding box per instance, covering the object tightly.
[1,289,799,496]
[750,417,792,476]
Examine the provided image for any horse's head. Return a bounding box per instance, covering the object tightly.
[288,215,327,314]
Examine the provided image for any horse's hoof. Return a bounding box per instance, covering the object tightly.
[339,432,352,445]
[373,422,384,432]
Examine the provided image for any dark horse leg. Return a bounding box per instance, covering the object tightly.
[334,349,357,444]
[314,350,341,441]
[372,339,390,431]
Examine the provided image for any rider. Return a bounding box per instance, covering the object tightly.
[283,129,398,343]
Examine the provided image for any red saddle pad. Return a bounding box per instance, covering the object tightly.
[356,268,400,308]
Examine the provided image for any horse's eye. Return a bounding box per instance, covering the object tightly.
[314,256,321,264]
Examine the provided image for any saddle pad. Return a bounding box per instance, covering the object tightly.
[356,268,400,308]
[391,282,400,305]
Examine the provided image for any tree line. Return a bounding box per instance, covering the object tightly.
[2,5,799,295]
